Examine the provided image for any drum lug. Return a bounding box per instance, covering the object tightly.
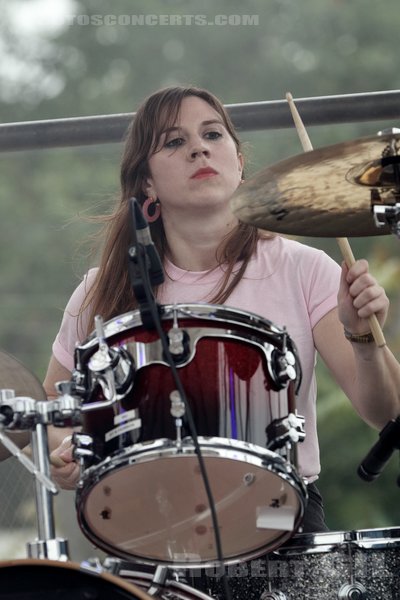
[72,432,95,468]
[166,325,190,364]
[266,413,306,451]
[270,348,297,388]
[338,582,367,600]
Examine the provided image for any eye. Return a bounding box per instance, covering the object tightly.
[205,130,223,140]
[164,137,184,148]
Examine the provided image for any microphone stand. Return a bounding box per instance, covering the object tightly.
[357,416,400,483]
[127,197,163,330]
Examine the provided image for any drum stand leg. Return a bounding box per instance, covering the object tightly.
[27,422,69,561]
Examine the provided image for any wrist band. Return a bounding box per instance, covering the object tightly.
[344,328,375,343]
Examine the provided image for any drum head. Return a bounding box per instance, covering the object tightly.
[77,439,306,568]
[0,559,151,599]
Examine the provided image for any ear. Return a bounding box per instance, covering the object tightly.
[237,152,244,177]
[142,176,156,199]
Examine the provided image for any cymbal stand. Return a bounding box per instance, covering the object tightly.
[0,388,81,561]
[372,201,400,238]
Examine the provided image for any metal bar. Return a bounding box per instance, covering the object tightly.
[1,90,400,152]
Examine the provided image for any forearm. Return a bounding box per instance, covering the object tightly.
[349,343,400,430]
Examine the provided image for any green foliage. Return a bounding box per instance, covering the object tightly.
[1,0,400,535]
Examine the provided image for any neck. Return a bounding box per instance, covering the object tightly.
[161,206,239,271]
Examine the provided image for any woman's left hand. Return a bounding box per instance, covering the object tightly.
[337,259,389,335]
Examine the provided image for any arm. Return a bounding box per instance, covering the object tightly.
[313,260,400,430]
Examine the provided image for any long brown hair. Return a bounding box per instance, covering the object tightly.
[81,86,266,336]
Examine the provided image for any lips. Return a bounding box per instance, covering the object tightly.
[190,167,218,179]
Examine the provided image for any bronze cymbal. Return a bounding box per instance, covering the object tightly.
[0,350,46,401]
[231,133,400,237]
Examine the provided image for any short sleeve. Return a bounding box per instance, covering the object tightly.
[52,268,98,371]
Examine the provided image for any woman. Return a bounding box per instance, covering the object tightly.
[44,86,400,534]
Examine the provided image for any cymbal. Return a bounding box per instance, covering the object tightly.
[231,133,400,237]
[0,350,46,401]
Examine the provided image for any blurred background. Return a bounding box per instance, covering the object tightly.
[1,0,400,562]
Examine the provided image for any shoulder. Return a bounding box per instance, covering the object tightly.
[257,235,334,259]
[251,235,340,275]
[63,267,99,315]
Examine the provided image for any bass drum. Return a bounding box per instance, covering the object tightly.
[199,527,400,599]
[0,559,152,599]
[74,303,306,567]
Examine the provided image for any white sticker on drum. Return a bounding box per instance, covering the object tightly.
[105,419,141,442]
[113,409,137,426]
[256,505,296,531]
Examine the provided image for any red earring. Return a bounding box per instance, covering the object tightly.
[142,197,161,223]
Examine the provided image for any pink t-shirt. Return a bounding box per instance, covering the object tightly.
[53,236,341,480]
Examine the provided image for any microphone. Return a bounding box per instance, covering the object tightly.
[130,197,164,285]
[357,417,400,482]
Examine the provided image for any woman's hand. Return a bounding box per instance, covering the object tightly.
[49,435,80,490]
[337,259,389,335]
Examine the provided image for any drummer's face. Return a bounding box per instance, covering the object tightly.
[144,96,243,213]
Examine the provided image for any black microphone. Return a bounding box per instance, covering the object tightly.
[357,417,400,482]
[130,197,164,285]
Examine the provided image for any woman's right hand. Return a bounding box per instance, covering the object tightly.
[49,435,80,490]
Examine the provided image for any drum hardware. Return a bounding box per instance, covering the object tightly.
[167,309,190,362]
[260,592,287,600]
[144,565,170,596]
[0,386,84,561]
[102,557,216,599]
[357,415,400,483]
[72,431,95,475]
[372,200,400,237]
[170,390,186,446]
[270,329,298,387]
[168,325,186,356]
[337,582,366,599]
[265,412,306,453]
[87,314,136,402]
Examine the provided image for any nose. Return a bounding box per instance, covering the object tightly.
[188,138,210,160]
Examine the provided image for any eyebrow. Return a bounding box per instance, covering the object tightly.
[161,119,225,135]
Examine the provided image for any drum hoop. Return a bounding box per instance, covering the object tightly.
[275,527,400,555]
[77,436,304,492]
[75,302,302,394]
[79,303,289,349]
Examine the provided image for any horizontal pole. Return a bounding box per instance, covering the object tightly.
[1,90,400,152]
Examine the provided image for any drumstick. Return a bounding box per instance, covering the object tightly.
[285,92,386,347]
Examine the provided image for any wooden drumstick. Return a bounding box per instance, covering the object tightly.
[285,92,386,347]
